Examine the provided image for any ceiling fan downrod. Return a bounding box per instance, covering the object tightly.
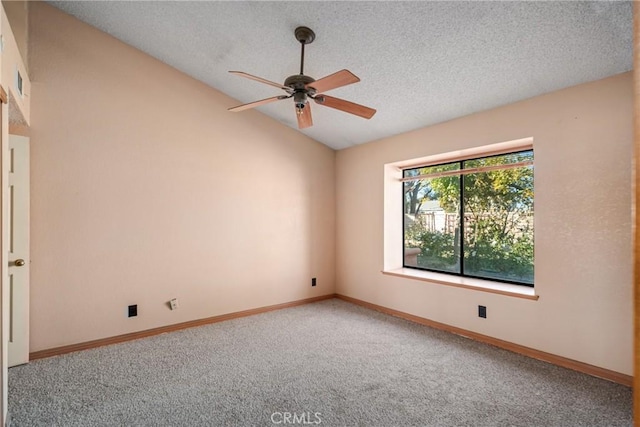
[294,26,315,76]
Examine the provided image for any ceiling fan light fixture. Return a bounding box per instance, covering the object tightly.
[294,92,308,110]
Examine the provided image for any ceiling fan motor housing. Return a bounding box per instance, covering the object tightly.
[285,74,316,109]
[284,74,315,92]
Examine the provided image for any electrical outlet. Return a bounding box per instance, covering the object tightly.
[128,304,137,317]
[478,305,487,319]
[311,277,317,287]
[169,298,179,310]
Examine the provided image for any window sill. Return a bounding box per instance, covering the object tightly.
[381,268,539,300]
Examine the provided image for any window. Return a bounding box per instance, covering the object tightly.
[403,150,534,286]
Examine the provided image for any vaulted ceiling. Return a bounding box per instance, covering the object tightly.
[48,1,633,150]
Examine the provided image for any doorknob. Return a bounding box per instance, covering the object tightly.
[13,259,25,267]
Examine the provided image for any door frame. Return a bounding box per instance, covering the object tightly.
[634,2,639,424]
[0,84,7,426]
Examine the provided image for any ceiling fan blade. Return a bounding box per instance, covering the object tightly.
[228,96,287,112]
[229,71,291,91]
[296,104,313,129]
[314,95,376,119]
[306,69,360,94]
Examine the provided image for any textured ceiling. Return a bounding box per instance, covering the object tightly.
[47,1,633,150]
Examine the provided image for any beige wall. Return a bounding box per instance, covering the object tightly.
[28,3,335,352]
[2,0,27,69]
[336,73,633,375]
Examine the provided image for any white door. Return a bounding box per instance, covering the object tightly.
[7,135,28,367]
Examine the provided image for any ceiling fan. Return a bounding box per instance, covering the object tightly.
[228,26,376,129]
